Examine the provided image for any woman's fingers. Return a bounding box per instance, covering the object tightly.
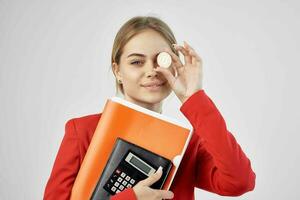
[183,41,202,66]
[173,43,192,65]
[163,41,200,69]
[138,166,163,187]
[134,166,175,199]
[154,189,174,199]
[154,67,176,86]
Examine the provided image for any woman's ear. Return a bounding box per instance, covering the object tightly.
[112,62,122,80]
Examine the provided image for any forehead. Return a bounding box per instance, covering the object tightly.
[122,29,170,58]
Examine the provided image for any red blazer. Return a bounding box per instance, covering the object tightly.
[44,90,256,200]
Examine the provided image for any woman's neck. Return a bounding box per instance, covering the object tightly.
[123,95,162,114]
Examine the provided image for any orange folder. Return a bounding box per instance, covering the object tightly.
[71,97,193,200]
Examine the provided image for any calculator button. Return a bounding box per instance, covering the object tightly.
[122,180,127,186]
[116,169,121,174]
[117,177,123,182]
[121,172,126,178]
[111,186,116,192]
[116,189,121,193]
[127,184,132,188]
[130,179,135,184]
[114,182,120,187]
[119,185,124,190]
[125,176,130,181]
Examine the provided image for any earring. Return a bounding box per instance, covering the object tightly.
[118,79,122,84]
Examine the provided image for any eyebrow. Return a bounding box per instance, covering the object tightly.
[127,52,160,59]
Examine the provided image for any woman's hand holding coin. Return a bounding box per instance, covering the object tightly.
[155,41,203,104]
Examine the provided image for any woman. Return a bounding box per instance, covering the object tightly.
[44,16,256,200]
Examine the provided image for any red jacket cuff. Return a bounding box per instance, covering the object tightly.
[180,89,216,119]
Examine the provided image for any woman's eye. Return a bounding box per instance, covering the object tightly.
[131,61,143,65]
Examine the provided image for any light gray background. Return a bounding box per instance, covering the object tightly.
[1,0,299,199]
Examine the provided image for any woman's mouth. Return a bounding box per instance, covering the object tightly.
[141,81,166,91]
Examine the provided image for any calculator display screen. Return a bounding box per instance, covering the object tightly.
[129,156,151,174]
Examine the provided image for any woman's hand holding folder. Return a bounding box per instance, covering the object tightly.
[133,166,174,200]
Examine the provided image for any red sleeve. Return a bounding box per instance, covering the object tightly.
[180,89,256,196]
[110,188,137,200]
[44,119,81,200]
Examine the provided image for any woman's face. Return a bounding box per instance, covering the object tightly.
[113,29,175,110]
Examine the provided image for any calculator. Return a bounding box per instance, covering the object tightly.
[103,150,157,194]
[90,138,172,200]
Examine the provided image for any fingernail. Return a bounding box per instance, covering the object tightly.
[157,166,163,173]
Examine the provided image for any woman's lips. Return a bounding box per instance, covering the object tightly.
[141,82,166,91]
[142,81,165,87]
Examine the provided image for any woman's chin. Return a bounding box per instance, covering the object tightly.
[139,90,171,103]
[124,87,172,105]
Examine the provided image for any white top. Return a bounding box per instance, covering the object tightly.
[110,96,192,130]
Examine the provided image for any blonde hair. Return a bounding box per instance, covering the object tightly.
[111,15,179,95]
